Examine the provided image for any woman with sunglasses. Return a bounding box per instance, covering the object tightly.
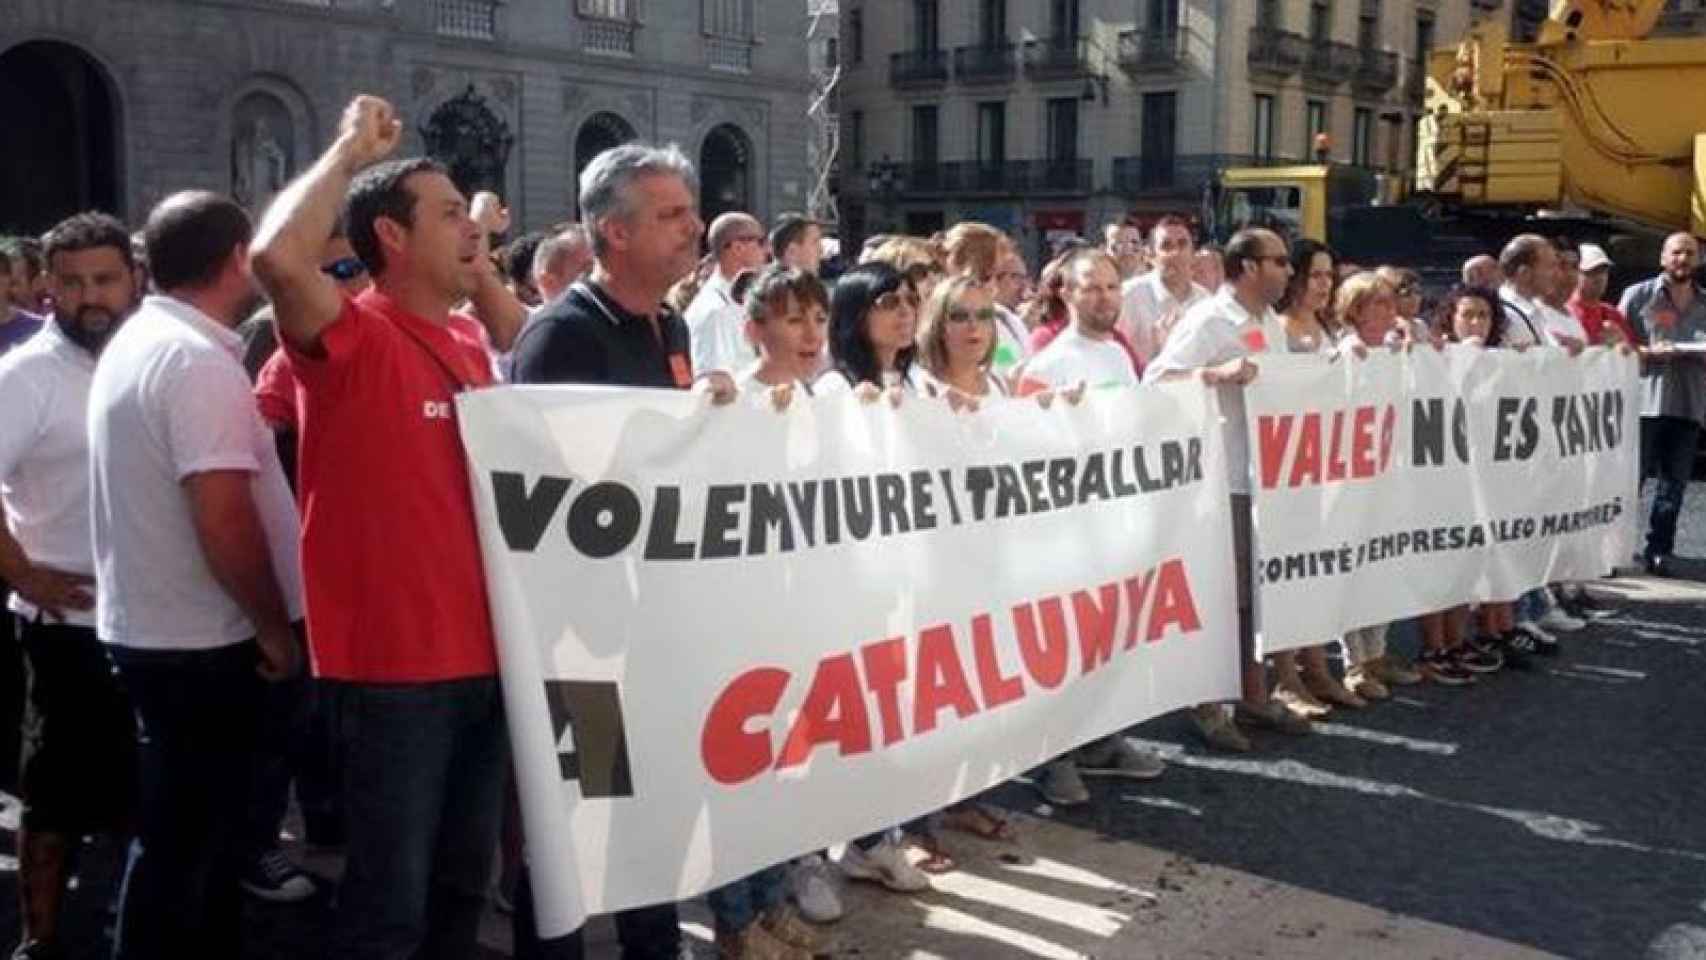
[817,261,921,398]
[915,276,1008,401]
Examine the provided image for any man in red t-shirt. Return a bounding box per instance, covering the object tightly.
[250,94,526,959]
[1568,243,1637,346]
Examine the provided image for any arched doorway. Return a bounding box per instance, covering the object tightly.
[700,124,753,223]
[574,112,636,180]
[421,85,514,201]
[0,41,121,233]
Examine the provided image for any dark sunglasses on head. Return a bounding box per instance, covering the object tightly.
[321,257,367,282]
[873,290,920,312]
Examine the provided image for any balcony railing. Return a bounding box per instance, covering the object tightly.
[1302,38,1359,84]
[707,36,754,73]
[890,48,949,87]
[1116,28,1190,73]
[582,18,637,56]
[1353,46,1399,94]
[954,42,1017,84]
[435,0,497,39]
[1022,35,1099,80]
[864,159,1091,196]
[1026,158,1093,192]
[1247,27,1306,76]
[1112,153,1302,196]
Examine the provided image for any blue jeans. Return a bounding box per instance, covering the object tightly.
[1642,416,1699,559]
[327,676,509,960]
[707,864,788,933]
[110,641,262,960]
[1517,588,1549,624]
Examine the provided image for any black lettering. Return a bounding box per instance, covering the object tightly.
[642,487,695,561]
[1078,453,1111,503]
[965,467,995,521]
[748,483,795,554]
[841,476,874,540]
[491,471,571,551]
[787,481,819,548]
[994,465,1028,518]
[700,484,745,559]
[910,470,938,531]
[567,481,642,559]
[1047,458,1076,509]
[1160,442,1185,489]
[939,469,962,525]
[1412,398,1446,467]
[1021,459,1050,513]
[876,473,910,536]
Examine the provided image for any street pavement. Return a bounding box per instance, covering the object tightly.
[5,491,1706,959]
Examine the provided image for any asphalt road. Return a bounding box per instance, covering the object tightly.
[5,486,1706,959]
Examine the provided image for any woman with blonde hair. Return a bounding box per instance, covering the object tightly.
[915,275,1007,400]
[940,223,1031,380]
[861,235,946,304]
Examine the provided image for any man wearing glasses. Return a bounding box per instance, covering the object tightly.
[685,212,767,376]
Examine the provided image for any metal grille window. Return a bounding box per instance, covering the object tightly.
[579,0,635,19]
[1253,93,1275,159]
[436,0,498,39]
[1352,106,1373,165]
[704,0,755,38]
[579,0,637,56]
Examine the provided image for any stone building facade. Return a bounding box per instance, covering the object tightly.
[0,0,812,235]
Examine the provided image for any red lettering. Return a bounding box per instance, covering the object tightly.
[1122,569,1156,649]
[1072,584,1121,674]
[913,625,979,735]
[1327,409,1348,481]
[701,667,790,785]
[1352,405,1377,478]
[1014,597,1069,689]
[1146,559,1203,643]
[1378,404,1397,472]
[970,613,1024,709]
[776,654,872,769]
[860,637,908,747]
[1288,413,1323,487]
[1255,414,1292,490]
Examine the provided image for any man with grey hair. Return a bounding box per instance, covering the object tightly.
[1498,233,1585,348]
[529,224,592,306]
[1461,253,1500,290]
[685,211,767,374]
[509,142,704,958]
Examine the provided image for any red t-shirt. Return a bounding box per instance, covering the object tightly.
[282,289,498,682]
[1567,294,1636,347]
[253,347,298,430]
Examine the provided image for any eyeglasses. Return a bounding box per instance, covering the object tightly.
[321,257,367,282]
[873,291,920,312]
[947,306,997,325]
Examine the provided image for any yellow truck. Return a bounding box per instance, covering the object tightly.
[1212,0,1706,283]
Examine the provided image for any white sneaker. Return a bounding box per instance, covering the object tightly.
[1535,607,1586,632]
[1076,737,1166,780]
[838,838,930,893]
[787,854,844,922]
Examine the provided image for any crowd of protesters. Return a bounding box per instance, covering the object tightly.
[0,92,1698,960]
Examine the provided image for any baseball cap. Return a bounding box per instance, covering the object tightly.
[1579,242,1612,272]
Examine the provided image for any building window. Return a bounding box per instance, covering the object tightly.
[436,0,499,39]
[579,0,637,56]
[849,109,864,169]
[912,104,939,168]
[1415,11,1435,66]
[1140,91,1177,187]
[1049,0,1081,41]
[1306,99,1326,156]
[849,8,863,64]
[979,0,1007,44]
[826,37,839,67]
[1253,93,1275,160]
[578,0,634,20]
[1257,0,1281,29]
[1352,106,1373,165]
[1309,1,1331,41]
[1358,0,1380,49]
[914,0,940,51]
[976,101,1006,168]
[704,0,756,71]
[1147,0,1180,32]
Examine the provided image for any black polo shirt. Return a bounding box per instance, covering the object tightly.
[509,281,693,388]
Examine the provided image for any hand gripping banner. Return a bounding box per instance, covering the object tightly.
[1244,346,1641,654]
[457,383,1241,937]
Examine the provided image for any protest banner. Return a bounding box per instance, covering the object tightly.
[457,382,1240,937]
[1245,346,1640,654]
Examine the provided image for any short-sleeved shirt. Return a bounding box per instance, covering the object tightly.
[1498,286,1583,347]
[0,308,44,356]
[1619,275,1706,423]
[1568,293,1636,347]
[1121,271,1210,366]
[0,320,99,626]
[88,295,303,650]
[510,281,693,389]
[1016,325,1139,395]
[1146,288,1287,495]
[1027,316,1144,376]
[282,288,498,682]
[684,271,753,376]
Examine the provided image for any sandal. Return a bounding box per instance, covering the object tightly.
[910,830,958,874]
[942,803,1018,842]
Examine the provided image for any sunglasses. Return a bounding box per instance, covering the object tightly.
[873,291,921,312]
[321,257,367,282]
[947,306,997,325]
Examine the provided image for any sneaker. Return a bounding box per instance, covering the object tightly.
[838,838,930,893]
[716,920,812,960]
[787,855,844,923]
[763,905,828,952]
[1192,703,1252,752]
[241,848,317,904]
[1535,606,1586,633]
[1076,737,1166,780]
[1271,685,1332,721]
[1038,758,1091,806]
[1343,666,1390,701]
[1234,700,1313,736]
[1451,643,1503,674]
[1373,652,1423,686]
[1498,630,1537,669]
[1514,622,1561,656]
[1559,591,1616,620]
[1418,650,1476,686]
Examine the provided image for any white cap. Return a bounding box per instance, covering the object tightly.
[1579,242,1612,272]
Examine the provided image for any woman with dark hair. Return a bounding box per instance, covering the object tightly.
[819,261,921,394]
[1435,284,1506,347]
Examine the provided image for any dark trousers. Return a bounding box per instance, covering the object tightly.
[512,866,682,960]
[0,600,20,794]
[110,641,262,960]
[245,674,341,856]
[1641,415,1700,559]
[327,676,509,960]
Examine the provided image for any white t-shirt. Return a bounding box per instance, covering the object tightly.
[1018,325,1139,393]
[1499,285,1584,347]
[88,295,303,650]
[1121,270,1211,366]
[915,366,1010,398]
[990,304,1031,381]
[1146,288,1287,495]
[684,271,753,376]
[0,321,98,627]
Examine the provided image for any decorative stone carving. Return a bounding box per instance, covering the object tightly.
[420,85,515,199]
[231,92,295,213]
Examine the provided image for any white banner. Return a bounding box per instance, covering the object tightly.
[457,382,1241,937]
[1245,346,1641,654]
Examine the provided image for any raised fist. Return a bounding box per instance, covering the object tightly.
[337,95,403,170]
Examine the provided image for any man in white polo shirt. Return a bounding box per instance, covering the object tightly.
[88,191,303,959]
[1498,233,1586,349]
[0,212,140,960]
[1120,215,1210,367]
[1148,227,1308,752]
[686,211,768,375]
